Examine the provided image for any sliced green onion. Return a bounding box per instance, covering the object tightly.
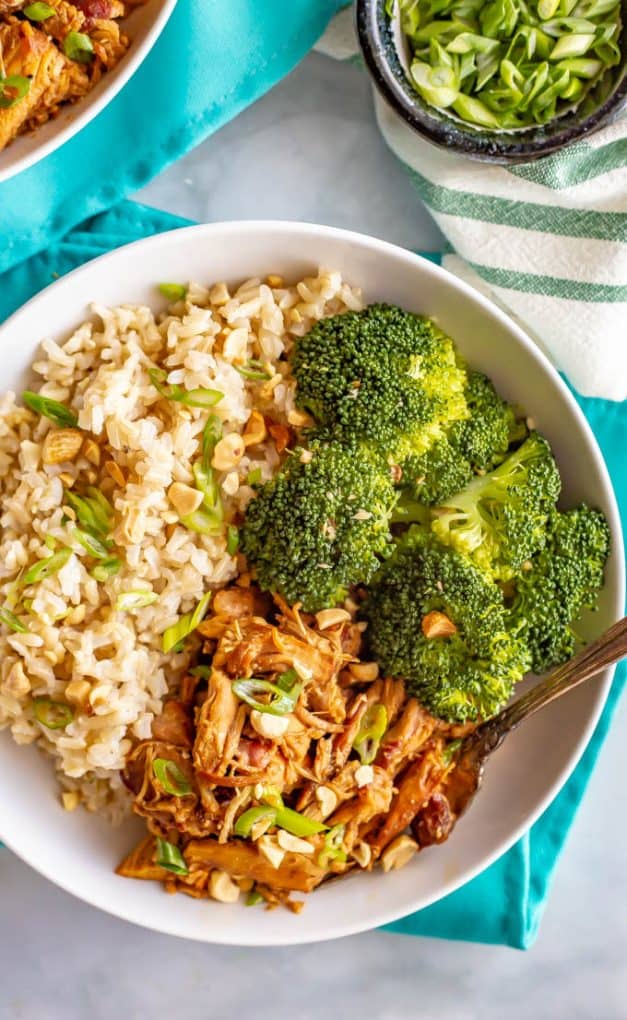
[33,697,74,730]
[63,31,94,63]
[65,490,112,539]
[24,2,55,19]
[246,888,265,906]
[22,391,77,428]
[24,547,72,585]
[234,805,277,838]
[246,467,262,487]
[162,591,212,654]
[192,462,223,516]
[201,415,222,471]
[73,527,111,560]
[153,758,192,796]
[115,590,158,612]
[318,824,347,868]
[90,556,122,582]
[234,360,272,382]
[274,805,327,838]
[353,704,388,766]
[155,837,188,875]
[226,524,239,556]
[0,606,27,633]
[232,671,301,717]
[442,738,463,766]
[189,664,211,679]
[180,508,224,536]
[158,283,187,301]
[0,75,30,109]
[149,368,223,409]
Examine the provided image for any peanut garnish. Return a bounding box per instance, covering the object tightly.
[168,482,204,518]
[421,610,457,639]
[42,428,83,465]
[104,460,126,487]
[82,438,101,466]
[242,410,267,447]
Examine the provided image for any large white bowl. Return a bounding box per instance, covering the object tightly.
[0,222,623,945]
[0,0,176,184]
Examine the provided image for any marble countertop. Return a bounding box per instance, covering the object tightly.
[1,50,626,1020]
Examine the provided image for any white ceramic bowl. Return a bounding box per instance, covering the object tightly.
[0,0,176,184]
[0,222,623,945]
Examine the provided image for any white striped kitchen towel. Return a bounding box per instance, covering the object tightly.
[318,9,627,402]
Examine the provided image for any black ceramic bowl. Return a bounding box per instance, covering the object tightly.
[356,0,627,164]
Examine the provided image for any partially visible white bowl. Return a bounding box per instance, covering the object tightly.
[0,0,176,184]
[0,221,623,945]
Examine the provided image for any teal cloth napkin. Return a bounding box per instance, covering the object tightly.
[0,0,347,275]
[0,200,624,949]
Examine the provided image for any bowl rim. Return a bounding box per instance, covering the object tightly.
[0,0,177,185]
[0,219,623,945]
[355,0,627,164]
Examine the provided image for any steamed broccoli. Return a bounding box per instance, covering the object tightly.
[400,372,527,505]
[508,506,611,673]
[240,440,397,612]
[291,304,468,456]
[429,432,561,579]
[361,526,530,721]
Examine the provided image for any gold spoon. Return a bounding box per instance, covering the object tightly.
[445,616,627,823]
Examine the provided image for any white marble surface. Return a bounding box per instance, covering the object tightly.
[1,51,626,1020]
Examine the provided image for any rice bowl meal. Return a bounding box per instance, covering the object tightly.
[0,262,612,913]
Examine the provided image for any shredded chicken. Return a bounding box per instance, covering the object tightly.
[118,587,475,910]
[0,1,141,151]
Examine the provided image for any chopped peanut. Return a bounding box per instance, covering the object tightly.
[42,428,83,465]
[421,610,457,639]
[242,410,267,447]
[212,434,245,472]
[168,482,204,518]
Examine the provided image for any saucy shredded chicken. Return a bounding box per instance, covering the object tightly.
[0,1,142,151]
[118,587,476,910]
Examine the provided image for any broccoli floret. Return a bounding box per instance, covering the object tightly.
[450,371,527,472]
[291,304,467,455]
[400,372,526,506]
[361,526,530,721]
[430,432,561,579]
[508,506,611,673]
[240,440,397,612]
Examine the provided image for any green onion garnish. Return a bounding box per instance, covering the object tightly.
[226,524,239,556]
[234,805,278,838]
[24,2,55,20]
[246,888,265,906]
[73,527,111,560]
[65,489,113,539]
[192,462,223,518]
[318,824,347,867]
[32,697,74,730]
[180,508,224,536]
[149,368,223,409]
[115,591,158,612]
[24,547,72,585]
[162,591,212,654]
[0,607,27,633]
[153,758,192,796]
[158,283,187,302]
[391,0,622,130]
[274,805,327,838]
[22,391,78,428]
[0,76,30,109]
[234,360,272,382]
[232,669,301,717]
[247,467,262,487]
[201,415,222,471]
[442,738,462,766]
[63,31,94,63]
[189,665,211,679]
[90,556,122,582]
[155,837,188,875]
[353,704,388,766]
